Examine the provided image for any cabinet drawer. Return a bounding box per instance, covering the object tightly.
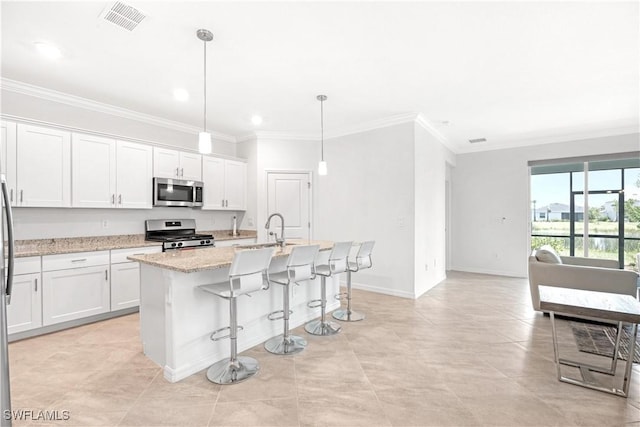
[215,238,256,248]
[111,246,161,264]
[42,250,109,271]
[6,256,41,275]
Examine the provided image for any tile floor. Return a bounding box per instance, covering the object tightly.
[7,271,640,426]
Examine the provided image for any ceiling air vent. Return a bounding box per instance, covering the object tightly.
[468,138,487,144]
[101,2,146,31]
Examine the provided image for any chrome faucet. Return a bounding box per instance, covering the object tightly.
[265,213,285,248]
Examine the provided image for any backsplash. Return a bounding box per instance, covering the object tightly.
[10,207,249,240]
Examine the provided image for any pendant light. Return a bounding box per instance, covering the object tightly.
[197,29,213,154]
[317,95,328,176]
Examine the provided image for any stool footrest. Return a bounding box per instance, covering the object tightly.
[307,299,323,309]
[267,309,293,321]
[334,292,348,300]
[210,325,244,341]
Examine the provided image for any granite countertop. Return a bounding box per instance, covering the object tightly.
[128,239,334,273]
[10,230,258,257]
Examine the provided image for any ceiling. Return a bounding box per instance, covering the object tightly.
[1,1,638,152]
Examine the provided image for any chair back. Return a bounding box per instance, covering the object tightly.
[228,247,274,295]
[354,240,375,270]
[327,241,352,274]
[286,244,320,283]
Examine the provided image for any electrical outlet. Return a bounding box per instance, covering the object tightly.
[101,220,108,229]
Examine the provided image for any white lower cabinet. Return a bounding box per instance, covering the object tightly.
[42,251,110,326]
[110,246,161,311]
[6,256,42,334]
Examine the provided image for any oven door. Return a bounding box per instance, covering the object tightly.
[153,178,200,207]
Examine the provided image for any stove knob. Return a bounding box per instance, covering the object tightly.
[171,243,177,248]
[177,242,183,247]
[206,240,211,244]
[200,240,205,245]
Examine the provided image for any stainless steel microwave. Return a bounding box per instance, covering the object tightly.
[153,178,203,207]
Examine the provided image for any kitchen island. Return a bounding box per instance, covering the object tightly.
[128,239,339,383]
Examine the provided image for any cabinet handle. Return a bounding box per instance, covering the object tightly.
[221,199,225,207]
[175,167,180,177]
[34,278,38,292]
[105,270,108,281]
[225,200,228,207]
[112,194,115,205]
[71,258,87,263]
[20,190,23,203]
[10,189,13,203]
[181,168,184,177]
[118,194,122,205]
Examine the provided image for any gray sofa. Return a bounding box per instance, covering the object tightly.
[528,249,639,311]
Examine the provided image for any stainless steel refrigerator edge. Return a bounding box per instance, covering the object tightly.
[0,174,15,427]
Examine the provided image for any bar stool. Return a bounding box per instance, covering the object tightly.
[198,247,273,385]
[305,241,352,336]
[333,241,375,322]
[264,244,320,355]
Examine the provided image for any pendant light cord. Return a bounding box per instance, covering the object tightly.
[320,98,324,161]
[203,39,207,132]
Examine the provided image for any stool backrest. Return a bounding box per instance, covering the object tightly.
[229,247,274,295]
[327,241,353,274]
[355,240,375,269]
[286,244,320,282]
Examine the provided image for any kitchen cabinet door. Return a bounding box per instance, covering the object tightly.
[16,124,71,207]
[153,147,180,179]
[0,120,17,205]
[224,159,247,210]
[42,265,110,326]
[110,262,140,310]
[179,152,202,181]
[6,273,42,334]
[71,133,116,208]
[202,155,225,209]
[116,141,153,209]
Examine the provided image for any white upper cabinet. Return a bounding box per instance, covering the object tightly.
[202,156,246,210]
[202,156,225,209]
[153,147,202,181]
[224,159,247,210]
[116,141,153,209]
[0,120,17,205]
[16,124,71,207]
[72,133,152,209]
[72,133,116,208]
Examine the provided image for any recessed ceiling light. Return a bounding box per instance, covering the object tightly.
[173,88,189,102]
[34,41,62,60]
[251,115,263,126]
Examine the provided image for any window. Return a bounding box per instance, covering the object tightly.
[530,155,640,270]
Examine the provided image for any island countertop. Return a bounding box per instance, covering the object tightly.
[128,239,334,273]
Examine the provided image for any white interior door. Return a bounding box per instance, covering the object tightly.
[267,172,311,240]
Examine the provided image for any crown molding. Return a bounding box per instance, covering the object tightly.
[325,112,420,139]
[0,78,237,143]
[414,114,457,153]
[455,124,640,154]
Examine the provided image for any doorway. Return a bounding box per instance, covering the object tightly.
[266,171,312,240]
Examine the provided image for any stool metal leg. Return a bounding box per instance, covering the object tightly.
[265,282,307,355]
[332,269,365,322]
[206,296,259,384]
[305,276,341,336]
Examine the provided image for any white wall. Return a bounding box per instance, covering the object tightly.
[413,123,456,297]
[315,123,417,298]
[450,133,640,277]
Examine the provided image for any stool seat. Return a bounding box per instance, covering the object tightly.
[198,247,273,385]
[265,245,319,355]
[333,241,375,322]
[305,241,352,336]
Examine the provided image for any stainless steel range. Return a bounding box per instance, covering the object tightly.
[145,219,214,251]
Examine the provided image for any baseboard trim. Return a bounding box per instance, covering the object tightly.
[448,266,526,278]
